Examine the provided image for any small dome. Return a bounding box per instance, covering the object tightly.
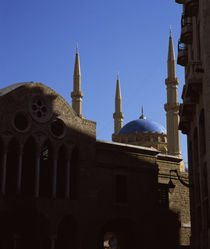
[118,118,166,135]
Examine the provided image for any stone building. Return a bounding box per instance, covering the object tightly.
[112,31,190,246]
[176,0,210,249]
[0,33,190,249]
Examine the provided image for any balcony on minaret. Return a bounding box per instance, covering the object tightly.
[177,40,188,66]
[185,0,199,16]
[185,61,203,102]
[175,0,185,4]
[180,15,192,44]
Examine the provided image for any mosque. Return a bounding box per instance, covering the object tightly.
[0,31,190,249]
[112,29,182,160]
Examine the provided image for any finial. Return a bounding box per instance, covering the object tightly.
[76,42,78,54]
[169,25,172,38]
[140,104,146,119]
[117,72,119,81]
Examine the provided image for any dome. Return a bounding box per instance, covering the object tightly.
[118,117,166,135]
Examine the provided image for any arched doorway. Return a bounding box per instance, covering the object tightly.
[99,218,137,249]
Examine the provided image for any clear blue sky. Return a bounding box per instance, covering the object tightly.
[0,0,187,167]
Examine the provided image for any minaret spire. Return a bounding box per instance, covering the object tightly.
[71,44,84,117]
[113,73,124,134]
[168,26,176,79]
[164,27,181,160]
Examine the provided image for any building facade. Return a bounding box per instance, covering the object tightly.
[0,37,190,249]
[0,82,183,249]
[177,0,210,249]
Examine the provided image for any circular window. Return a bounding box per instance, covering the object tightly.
[50,119,65,137]
[30,98,51,122]
[14,113,29,132]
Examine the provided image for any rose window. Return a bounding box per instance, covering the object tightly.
[30,98,51,122]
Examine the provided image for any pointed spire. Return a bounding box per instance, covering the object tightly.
[74,44,81,77]
[140,104,146,119]
[115,72,121,99]
[113,72,124,134]
[167,26,176,79]
[76,42,78,53]
[71,44,83,117]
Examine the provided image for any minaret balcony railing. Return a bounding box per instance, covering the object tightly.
[185,61,203,102]
[175,0,185,4]
[180,15,192,44]
[185,0,199,16]
[177,40,188,66]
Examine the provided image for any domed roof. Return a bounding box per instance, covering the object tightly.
[118,116,166,135]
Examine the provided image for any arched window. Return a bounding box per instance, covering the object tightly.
[57,145,67,199]
[40,139,53,197]
[70,147,78,200]
[22,136,37,197]
[199,109,206,155]
[6,138,19,195]
[56,216,77,249]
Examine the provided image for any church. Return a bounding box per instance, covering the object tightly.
[0,31,190,249]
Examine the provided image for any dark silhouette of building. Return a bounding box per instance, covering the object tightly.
[0,39,190,248]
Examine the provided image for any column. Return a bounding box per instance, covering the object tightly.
[52,150,58,199]
[34,147,41,197]
[16,146,23,195]
[65,159,70,199]
[1,145,8,195]
[50,235,57,249]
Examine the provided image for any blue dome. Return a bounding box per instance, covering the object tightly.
[118,118,166,135]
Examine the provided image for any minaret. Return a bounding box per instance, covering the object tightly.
[71,44,84,117]
[164,27,181,157]
[113,72,124,134]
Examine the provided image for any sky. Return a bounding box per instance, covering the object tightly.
[0,0,188,167]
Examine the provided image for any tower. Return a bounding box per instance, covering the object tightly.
[71,45,84,117]
[113,73,124,134]
[164,28,181,157]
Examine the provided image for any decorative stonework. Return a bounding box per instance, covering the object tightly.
[29,97,52,123]
[112,131,168,154]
